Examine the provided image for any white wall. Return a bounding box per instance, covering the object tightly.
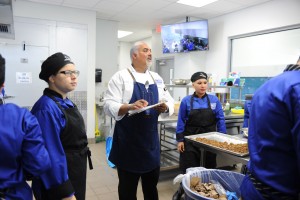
[8,0,97,139]
[95,19,118,100]
[118,41,131,70]
[148,0,300,85]
[205,0,300,80]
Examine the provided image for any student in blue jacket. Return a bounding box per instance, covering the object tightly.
[240,57,300,200]
[31,53,92,200]
[173,71,226,200]
[0,54,51,200]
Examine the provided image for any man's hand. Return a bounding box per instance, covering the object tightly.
[129,99,148,110]
[118,99,148,116]
[154,102,168,113]
[177,142,184,152]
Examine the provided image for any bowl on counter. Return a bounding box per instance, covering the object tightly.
[171,79,191,85]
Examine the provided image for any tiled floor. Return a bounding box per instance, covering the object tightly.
[86,141,180,200]
[30,141,243,200]
[29,140,244,200]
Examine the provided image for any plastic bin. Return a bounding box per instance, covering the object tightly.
[182,168,244,200]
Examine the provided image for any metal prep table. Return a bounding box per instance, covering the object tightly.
[185,134,249,173]
[158,114,247,170]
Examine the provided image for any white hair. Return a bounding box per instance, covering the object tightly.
[130,41,147,62]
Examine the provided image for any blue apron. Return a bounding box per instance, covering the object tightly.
[109,70,160,173]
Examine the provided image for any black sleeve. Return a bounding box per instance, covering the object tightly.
[46,179,74,199]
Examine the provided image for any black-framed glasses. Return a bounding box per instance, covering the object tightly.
[59,70,80,77]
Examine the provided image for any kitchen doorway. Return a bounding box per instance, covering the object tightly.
[155,57,175,97]
[155,57,174,84]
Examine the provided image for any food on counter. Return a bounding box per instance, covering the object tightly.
[190,176,227,200]
[194,137,248,154]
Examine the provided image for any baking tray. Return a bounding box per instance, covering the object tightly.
[185,132,249,157]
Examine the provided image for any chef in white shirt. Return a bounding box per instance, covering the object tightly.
[104,41,174,200]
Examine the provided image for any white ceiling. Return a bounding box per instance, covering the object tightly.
[21,0,273,42]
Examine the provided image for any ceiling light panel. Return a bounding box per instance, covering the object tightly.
[118,30,133,38]
[177,0,219,7]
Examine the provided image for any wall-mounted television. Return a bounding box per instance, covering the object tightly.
[161,20,209,54]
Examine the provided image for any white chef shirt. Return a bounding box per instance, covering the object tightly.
[104,65,174,121]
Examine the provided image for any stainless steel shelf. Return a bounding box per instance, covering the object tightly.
[165,84,244,101]
[159,122,179,170]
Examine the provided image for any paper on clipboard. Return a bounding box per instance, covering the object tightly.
[128,102,164,116]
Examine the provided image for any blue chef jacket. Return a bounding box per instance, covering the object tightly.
[240,70,300,199]
[31,91,76,193]
[0,103,50,200]
[176,93,226,141]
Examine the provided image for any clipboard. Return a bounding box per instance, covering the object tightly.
[128,102,164,116]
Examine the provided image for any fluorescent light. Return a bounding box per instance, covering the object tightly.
[118,30,133,39]
[177,0,219,7]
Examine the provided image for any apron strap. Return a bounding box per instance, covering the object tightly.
[127,68,156,84]
[127,68,136,82]
[148,71,156,83]
[87,148,93,170]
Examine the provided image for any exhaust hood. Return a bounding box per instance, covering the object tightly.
[0,0,15,39]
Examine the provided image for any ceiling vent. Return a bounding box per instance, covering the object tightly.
[0,0,15,39]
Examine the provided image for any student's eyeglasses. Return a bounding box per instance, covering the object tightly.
[59,70,80,77]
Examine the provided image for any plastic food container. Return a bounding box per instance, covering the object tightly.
[182,168,245,200]
[231,108,244,114]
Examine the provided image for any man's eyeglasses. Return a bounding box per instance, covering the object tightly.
[59,70,80,77]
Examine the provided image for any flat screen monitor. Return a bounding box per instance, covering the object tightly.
[161,20,209,54]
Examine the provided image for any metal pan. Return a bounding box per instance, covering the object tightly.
[185,132,249,157]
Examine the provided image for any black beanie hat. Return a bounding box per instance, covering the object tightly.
[39,52,74,82]
[191,71,208,82]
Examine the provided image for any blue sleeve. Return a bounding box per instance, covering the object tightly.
[212,96,226,134]
[22,111,51,176]
[176,96,190,141]
[33,109,73,194]
[291,84,300,175]
[243,100,251,128]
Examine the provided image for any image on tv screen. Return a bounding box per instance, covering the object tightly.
[161,20,208,54]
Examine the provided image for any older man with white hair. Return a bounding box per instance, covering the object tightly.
[104,41,174,200]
